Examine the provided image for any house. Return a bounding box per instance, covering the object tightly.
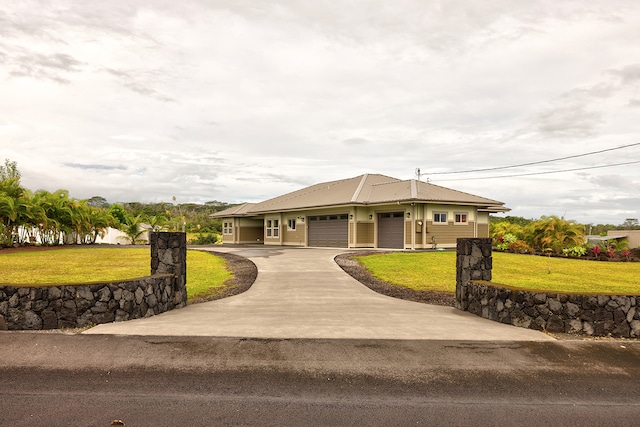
[212,173,509,249]
[606,230,640,249]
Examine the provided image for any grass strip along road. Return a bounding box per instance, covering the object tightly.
[355,251,640,295]
[0,247,231,303]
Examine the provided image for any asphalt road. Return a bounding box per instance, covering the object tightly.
[1,333,639,426]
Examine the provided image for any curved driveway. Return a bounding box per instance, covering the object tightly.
[86,247,554,341]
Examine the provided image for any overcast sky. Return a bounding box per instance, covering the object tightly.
[1,0,639,225]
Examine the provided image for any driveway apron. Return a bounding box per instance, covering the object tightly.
[85,247,554,341]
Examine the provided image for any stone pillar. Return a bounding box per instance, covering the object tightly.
[150,232,187,308]
[456,238,492,311]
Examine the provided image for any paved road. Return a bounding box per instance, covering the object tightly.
[86,247,553,341]
[1,333,639,426]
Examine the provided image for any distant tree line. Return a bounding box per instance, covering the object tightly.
[0,159,237,247]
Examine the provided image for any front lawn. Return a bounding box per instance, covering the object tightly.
[0,247,231,303]
[355,251,640,295]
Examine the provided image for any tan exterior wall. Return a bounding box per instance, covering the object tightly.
[426,221,476,246]
[477,223,489,238]
[283,220,306,246]
[405,220,412,246]
[356,222,374,245]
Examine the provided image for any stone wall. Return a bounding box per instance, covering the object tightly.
[0,232,188,331]
[455,238,640,338]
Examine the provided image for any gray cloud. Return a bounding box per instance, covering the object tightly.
[64,163,128,171]
[8,51,84,84]
[342,138,370,146]
[536,104,603,138]
[105,67,175,102]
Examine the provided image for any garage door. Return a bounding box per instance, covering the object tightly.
[308,214,349,248]
[378,212,405,249]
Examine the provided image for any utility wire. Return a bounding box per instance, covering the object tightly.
[426,142,640,175]
[432,160,640,182]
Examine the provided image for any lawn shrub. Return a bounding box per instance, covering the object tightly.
[508,240,532,254]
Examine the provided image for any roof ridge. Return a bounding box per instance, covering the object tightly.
[410,179,418,199]
[350,173,369,203]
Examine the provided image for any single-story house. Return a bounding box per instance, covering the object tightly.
[212,173,509,249]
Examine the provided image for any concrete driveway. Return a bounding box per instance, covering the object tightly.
[86,247,554,341]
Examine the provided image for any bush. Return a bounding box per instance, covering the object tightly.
[495,233,517,251]
[190,233,221,245]
[508,240,532,254]
[562,245,587,258]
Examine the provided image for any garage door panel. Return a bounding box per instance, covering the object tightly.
[308,215,348,248]
[378,212,404,249]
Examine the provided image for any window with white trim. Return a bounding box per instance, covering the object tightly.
[266,219,279,237]
[454,213,468,224]
[223,221,232,235]
[433,212,447,224]
[287,218,296,230]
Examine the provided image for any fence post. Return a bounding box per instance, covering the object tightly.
[456,238,492,311]
[150,232,187,307]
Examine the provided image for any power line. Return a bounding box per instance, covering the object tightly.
[426,142,640,175]
[432,160,640,182]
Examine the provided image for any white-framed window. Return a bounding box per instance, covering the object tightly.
[454,213,468,224]
[433,212,447,224]
[266,219,279,237]
[287,218,296,230]
[223,221,232,235]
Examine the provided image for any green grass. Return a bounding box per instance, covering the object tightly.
[356,251,640,295]
[185,250,232,300]
[0,247,232,302]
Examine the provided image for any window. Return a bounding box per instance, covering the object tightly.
[223,222,232,235]
[433,212,447,224]
[455,213,468,224]
[266,219,279,238]
[288,218,296,230]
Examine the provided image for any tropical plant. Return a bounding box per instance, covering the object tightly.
[526,215,585,254]
[120,214,146,245]
[495,233,517,251]
[562,245,587,258]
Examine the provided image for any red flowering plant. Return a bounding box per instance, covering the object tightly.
[591,245,601,258]
[623,249,631,261]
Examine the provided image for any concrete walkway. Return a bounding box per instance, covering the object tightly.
[85,247,554,341]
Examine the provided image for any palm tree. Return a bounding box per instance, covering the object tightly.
[0,194,16,246]
[88,207,115,244]
[120,214,145,245]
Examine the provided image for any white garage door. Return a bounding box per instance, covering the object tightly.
[308,214,349,248]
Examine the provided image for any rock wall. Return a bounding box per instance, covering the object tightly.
[455,238,640,337]
[0,232,188,330]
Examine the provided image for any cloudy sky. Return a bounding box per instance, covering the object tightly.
[1,0,639,225]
